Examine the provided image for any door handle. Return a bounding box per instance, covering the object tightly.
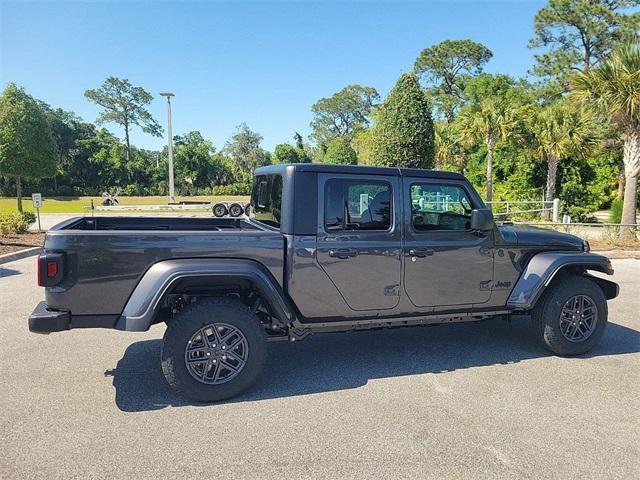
[329,248,358,259]
[409,248,434,258]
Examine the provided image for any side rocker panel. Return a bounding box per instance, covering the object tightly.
[115,259,295,331]
[506,252,615,310]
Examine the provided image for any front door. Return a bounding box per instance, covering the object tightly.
[316,174,402,311]
[403,178,494,308]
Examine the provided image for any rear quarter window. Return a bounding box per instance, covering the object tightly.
[251,174,283,228]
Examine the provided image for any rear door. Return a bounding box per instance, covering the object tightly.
[316,173,402,311]
[403,177,494,308]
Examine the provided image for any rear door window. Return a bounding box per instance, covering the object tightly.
[324,180,392,231]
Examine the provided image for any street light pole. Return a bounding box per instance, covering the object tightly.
[160,92,175,204]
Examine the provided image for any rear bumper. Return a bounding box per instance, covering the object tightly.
[28,301,71,334]
[28,302,121,334]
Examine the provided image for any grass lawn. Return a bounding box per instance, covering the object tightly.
[0,195,250,214]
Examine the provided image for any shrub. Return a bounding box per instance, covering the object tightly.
[0,212,34,235]
[212,182,252,196]
[22,211,36,226]
[609,196,623,224]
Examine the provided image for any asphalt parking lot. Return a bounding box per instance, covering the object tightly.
[1,257,639,479]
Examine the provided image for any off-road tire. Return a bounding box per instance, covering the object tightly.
[532,274,607,356]
[161,298,267,402]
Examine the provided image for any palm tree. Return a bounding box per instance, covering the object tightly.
[455,97,518,202]
[572,43,640,239]
[529,102,597,220]
[433,121,465,170]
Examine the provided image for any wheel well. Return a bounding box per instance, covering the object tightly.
[152,275,289,336]
[547,266,618,300]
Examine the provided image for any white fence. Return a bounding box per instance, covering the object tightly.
[486,198,637,240]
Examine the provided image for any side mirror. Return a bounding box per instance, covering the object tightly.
[470,208,494,231]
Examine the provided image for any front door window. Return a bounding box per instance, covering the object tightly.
[403,179,494,308]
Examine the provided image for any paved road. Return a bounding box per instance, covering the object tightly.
[1,258,639,479]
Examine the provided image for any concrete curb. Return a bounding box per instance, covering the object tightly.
[0,246,41,265]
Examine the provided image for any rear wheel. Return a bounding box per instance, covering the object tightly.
[161,298,267,402]
[532,275,607,356]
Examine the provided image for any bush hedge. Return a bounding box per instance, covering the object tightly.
[0,212,35,235]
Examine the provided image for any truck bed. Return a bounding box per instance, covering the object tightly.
[55,216,258,231]
[43,216,285,316]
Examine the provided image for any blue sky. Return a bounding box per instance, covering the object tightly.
[1,0,545,151]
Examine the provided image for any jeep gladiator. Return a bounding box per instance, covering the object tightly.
[29,164,619,402]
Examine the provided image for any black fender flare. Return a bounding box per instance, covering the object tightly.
[506,252,617,310]
[115,259,295,331]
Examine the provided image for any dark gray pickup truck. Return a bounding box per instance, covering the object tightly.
[30,164,619,402]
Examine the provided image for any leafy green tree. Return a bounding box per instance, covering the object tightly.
[370,73,435,169]
[323,137,357,165]
[212,154,239,186]
[172,131,217,193]
[74,127,125,193]
[223,123,270,171]
[463,73,534,105]
[454,75,523,202]
[310,84,379,145]
[61,126,117,194]
[0,84,57,212]
[528,101,597,218]
[572,43,640,239]
[353,129,374,165]
[120,146,159,195]
[414,39,493,121]
[85,77,162,161]
[38,104,97,192]
[272,143,310,164]
[529,0,640,94]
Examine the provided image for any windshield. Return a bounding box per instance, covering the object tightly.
[251,174,283,229]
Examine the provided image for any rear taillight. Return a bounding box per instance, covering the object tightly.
[47,261,58,278]
[37,253,65,287]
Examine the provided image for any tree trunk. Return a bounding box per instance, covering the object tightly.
[543,152,559,221]
[124,122,130,162]
[617,164,625,199]
[16,176,23,213]
[620,131,640,240]
[445,109,455,124]
[485,135,496,204]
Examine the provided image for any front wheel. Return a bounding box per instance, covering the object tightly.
[532,275,607,356]
[161,298,267,402]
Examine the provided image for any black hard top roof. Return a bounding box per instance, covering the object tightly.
[255,163,466,180]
